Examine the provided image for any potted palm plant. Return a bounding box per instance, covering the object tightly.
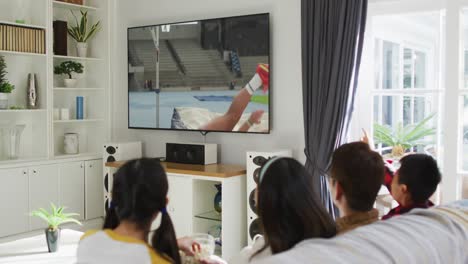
[0,55,15,110]
[68,10,101,57]
[31,203,82,253]
[54,61,84,88]
[373,113,436,158]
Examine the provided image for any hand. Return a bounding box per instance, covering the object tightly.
[360,128,369,144]
[177,237,200,257]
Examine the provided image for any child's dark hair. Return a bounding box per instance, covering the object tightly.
[103,158,180,264]
[330,142,385,211]
[253,157,337,257]
[398,154,441,203]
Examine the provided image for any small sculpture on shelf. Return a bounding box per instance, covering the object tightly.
[68,11,101,57]
[27,73,38,109]
[54,61,83,88]
[0,55,15,110]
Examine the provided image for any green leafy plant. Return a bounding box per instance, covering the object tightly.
[31,203,82,231]
[68,10,101,43]
[0,55,15,93]
[54,61,84,79]
[373,113,436,157]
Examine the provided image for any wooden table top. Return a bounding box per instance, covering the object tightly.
[105,161,246,178]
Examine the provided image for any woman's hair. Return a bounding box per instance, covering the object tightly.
[103,158,181,264]
[254,157,337,257]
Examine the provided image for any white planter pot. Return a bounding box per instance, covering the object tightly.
[0,93,8,109]
[77,42,88,58]
[64,79,78,88]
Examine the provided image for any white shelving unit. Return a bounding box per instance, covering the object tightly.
[0,0,111,163]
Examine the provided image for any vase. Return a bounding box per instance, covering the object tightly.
[64,79,77,88]
[214,184,222,213]
[0,93,8,109]
[64,133,79,154]
[0,124,25,159]
[45,228,61,253]
[27,73,38,109]
[76,42,88,57]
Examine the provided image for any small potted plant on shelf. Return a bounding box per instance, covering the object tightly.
[54,61,84,88]
[68,10,101,57]
[31,203,81,253]
[373,113,436,159]
[0,55,15,110]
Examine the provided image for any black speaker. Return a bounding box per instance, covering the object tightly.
[165,143,217,165]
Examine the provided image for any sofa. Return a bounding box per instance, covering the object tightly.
[253,200,468,264]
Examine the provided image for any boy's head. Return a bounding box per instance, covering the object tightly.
[391,154,441,206]
[329,142,385,215]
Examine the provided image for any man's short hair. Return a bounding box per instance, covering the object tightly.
[398,154,441,203]
[330,142,385,212]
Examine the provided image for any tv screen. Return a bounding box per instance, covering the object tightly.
[128,13,270,133]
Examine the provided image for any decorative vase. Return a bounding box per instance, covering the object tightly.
[76,42,88,57]
[214,184,222,213]
[0,124,25,159]
[27,73,38,109]
[64,133,79,154]
[64,79,77,88]
[0,93,8,109]
[45,228,61,253]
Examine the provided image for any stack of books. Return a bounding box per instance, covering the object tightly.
[0,24,46,54]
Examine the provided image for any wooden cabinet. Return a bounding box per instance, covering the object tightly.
[59,161,85,221]
[0,168,29,237]
[29,164,59,230]
[85,159,104,220]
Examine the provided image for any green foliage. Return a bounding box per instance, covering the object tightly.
[54,61,84,79]
[68,10,101,43]
[373,113,436,152]
[31,203,82,231]
[0,55,14,93]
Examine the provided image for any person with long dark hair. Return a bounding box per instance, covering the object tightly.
[77,158,197,264]
[223,157,337,263]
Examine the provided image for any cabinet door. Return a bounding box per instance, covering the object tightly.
[59,161,85,221]
[85,159,104,220]
[153,175,193,237]
[0,168,29,237]
[29,164,59,230]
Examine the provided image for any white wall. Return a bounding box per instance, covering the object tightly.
[111,0,304,165]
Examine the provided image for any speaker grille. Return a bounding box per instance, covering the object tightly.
[249,189,257,214]
[249,218,262,239]
[106,146,116,155]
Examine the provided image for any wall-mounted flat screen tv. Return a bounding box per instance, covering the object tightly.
[128,13,270,133]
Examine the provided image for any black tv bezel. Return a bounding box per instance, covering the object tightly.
[127,13,271,135]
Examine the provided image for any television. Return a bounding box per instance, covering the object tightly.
[128,13,270,134]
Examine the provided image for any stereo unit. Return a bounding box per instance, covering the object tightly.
[246,150,292,245]
[103,142,142,215]
[166,143,217,165]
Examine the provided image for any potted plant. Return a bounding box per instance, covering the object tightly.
[373,113,436,158]
[54,61,84,88]
[31,203,81,253]
[68,10,101,57]
[0,55,15,110]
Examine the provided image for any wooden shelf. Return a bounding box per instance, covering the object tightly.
[54,119,104,124]
[0,50,46,57]
[53,55,102,61]
[0,21,46,30]
[52,1,98,11]
[106,161,246,178]
[54,87,104,91]
[0,109,47,113]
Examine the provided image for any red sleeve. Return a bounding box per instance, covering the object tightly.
[384,166,393,192]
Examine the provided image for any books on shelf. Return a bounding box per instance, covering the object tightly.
[0,24,46,54]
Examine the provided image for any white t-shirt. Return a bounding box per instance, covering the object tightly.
[76,229,170,264]
[229,235,271,263]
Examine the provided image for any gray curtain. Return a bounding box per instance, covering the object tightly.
[301,0,368,218]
